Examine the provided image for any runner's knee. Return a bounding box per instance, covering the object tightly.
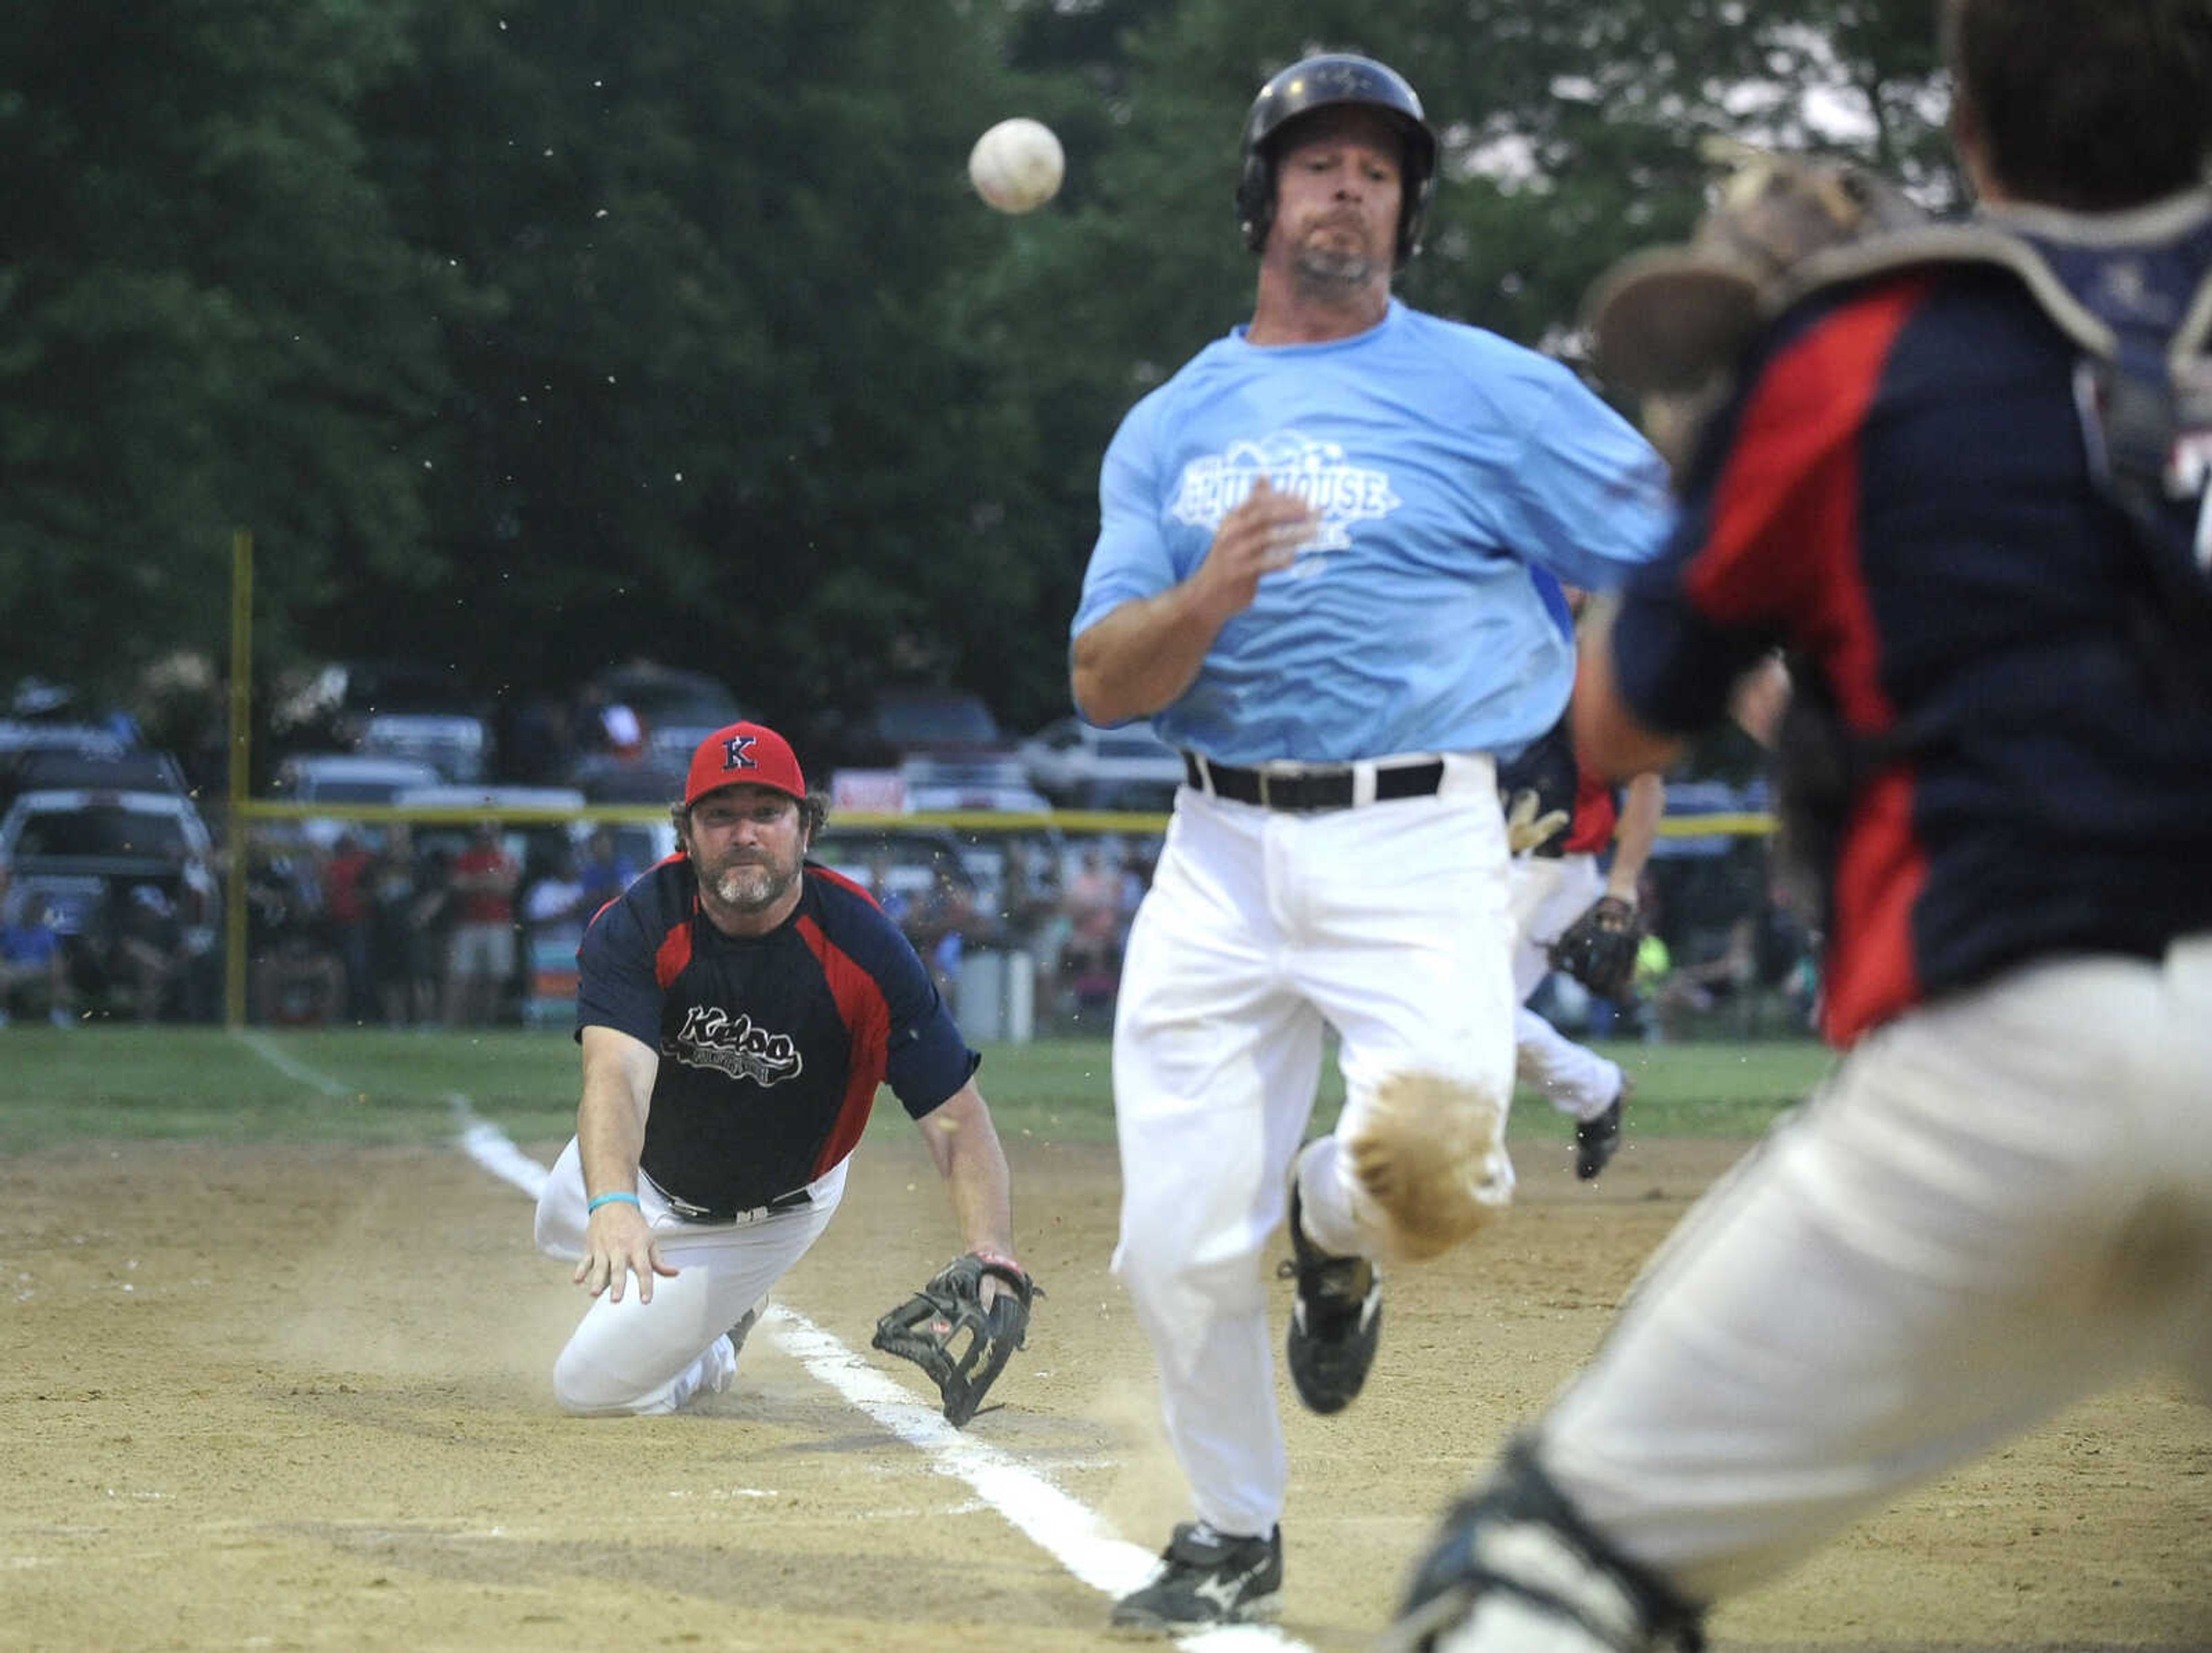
[1345,1068,1512,1261]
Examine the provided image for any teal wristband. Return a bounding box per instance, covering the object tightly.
[586,1191,641,1214]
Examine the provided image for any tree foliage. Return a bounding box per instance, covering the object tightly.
[0,0,1953,747]
[0,0,457,692]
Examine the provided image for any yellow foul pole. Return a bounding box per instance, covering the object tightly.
[224,530,253,1029]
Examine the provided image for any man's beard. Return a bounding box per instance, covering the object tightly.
[1293,229,1380,293]
[704,853,798,913]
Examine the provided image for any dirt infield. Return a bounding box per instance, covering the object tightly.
[2,1130,2206,1652]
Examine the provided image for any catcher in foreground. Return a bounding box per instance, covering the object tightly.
[873,1250,1040,1426]
[1384,3,2212,1650]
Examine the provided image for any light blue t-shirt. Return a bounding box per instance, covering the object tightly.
[1070,299,1673,765]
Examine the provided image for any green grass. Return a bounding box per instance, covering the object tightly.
[0,1025,1835,1156]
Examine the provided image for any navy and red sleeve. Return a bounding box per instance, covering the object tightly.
[802,868,978,1122]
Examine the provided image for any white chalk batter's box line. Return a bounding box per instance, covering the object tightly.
[227,1033,1310,1653]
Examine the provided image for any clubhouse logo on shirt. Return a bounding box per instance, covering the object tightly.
[1171,429,1400,562]
[669,1005,804,1086]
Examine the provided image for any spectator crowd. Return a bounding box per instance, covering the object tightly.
[2,812,1816,1038]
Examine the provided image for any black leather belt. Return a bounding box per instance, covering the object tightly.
[656,1182,813,1225]
[1182,751,1448,812]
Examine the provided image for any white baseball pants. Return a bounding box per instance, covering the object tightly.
[1538,937,2212,1600]
[1509,852,1603,1003]
[535,1139,847,1415]
[1509,852,1623,1122]
[1111,754,1517,1538]
[1515,1005,1624,1124]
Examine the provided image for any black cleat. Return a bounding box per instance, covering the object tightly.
[1279,1182,1382,1415]
[1574,1075,1631,1182]
[1110,1522,1283,1633]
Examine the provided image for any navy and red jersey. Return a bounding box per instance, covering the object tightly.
[575,858,978,1215]
[1612,251,2212,1046]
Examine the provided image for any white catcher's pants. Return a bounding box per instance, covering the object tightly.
[1111,755,1517,1538]
[535,1138,846,1415]
[1539,937,2212,1600]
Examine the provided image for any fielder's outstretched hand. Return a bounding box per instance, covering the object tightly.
[574,1202,679,1303]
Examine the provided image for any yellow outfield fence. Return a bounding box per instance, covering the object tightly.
[218,525,1778,1029]
[217,794,1778,1029]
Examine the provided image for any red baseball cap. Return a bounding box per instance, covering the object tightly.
[683,721,808,807]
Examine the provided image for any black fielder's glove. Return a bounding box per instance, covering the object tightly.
[872,1252,1038,1427]
[1547,894,1647,1002]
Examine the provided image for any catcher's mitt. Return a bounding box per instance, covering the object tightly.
[872,1252,1038,1427]
[1547,895,1647,1002]
[1584,143,1925,469]
[1586,142,1926,396]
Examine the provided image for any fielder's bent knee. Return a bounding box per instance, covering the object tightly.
[1344,1070,1512,1261]
[551,1358,621,1417]
[551,1349,663,1417]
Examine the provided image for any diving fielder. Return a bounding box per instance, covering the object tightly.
[533,722,1020,1416]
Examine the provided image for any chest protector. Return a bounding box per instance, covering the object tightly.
[1783,196,2212,664]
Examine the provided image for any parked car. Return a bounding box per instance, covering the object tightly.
[820,685,1012,769]
[270,753,445,848]
[568,749,688,805]
[0,787,219,903]
[1017,716,1185,811]
[0,787,222,1014]
[0,719,129,761]
[577,661,752,780]
[291,661,491,782]
[354,710,487,784]
[1,747,192,816]
[897,755,1053,816]
[274,752,444,806]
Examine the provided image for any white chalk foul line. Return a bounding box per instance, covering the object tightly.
[450,1099,549,1202]
[236,1029,354,1098]
[229,1033,1310,1651]
[758,1306,1155,1597]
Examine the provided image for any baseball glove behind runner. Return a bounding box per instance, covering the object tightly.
[872,1252,1039,1427]
[1547,895,1647,1002]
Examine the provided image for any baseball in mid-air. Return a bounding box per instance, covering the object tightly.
[968,117,1064,214]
